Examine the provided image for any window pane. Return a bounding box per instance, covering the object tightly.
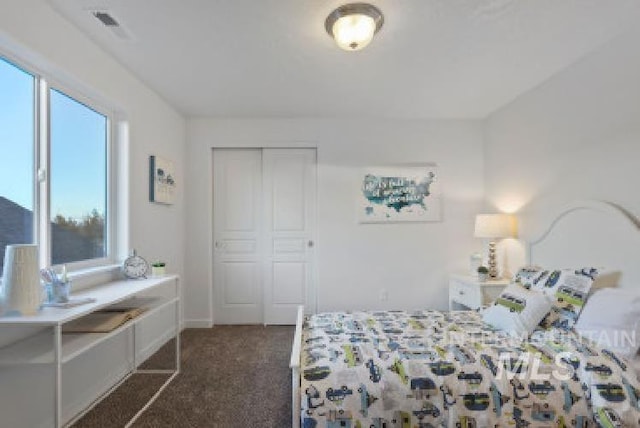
[0,58,35,275]
[50,89,107,264]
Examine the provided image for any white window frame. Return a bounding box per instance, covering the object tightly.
[2,53,117,273]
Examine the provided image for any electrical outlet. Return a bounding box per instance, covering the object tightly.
[379,289,388,301]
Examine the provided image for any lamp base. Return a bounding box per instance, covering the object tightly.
[488,241,499,279]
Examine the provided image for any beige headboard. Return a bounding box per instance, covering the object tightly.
[528,200,640,290]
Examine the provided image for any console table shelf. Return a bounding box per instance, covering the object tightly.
[0,276,176,325]
[0,275,180,428]
[0,296,176,366]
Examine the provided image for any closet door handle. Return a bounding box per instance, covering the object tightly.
[308,240,314,248]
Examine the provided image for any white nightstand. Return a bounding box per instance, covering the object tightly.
[449,274,510,311]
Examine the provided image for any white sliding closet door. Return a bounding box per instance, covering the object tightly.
[213,149,263,324]
[263,149,317,325]
[212,148,316,325]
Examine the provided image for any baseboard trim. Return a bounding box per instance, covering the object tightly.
[183,319,213,328]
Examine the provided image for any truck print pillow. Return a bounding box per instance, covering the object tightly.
[482,283,552,336]
[531,267,599,330]
[512,265,547,289]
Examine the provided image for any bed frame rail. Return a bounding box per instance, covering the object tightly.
[290,305,304,428]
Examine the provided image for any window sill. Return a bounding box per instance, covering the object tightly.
[68,264,122,291]
[68,263,120,279]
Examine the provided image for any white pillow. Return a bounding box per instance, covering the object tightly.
[574,288,640,358]
[482,284,552,337]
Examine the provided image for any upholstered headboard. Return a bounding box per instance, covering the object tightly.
[528,200,640,290]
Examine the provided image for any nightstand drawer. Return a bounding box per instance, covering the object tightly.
[449,279,481,308]
[448,274,509,311]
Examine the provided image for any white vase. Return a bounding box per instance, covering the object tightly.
[2,244,42,315]
[469,253,482,276]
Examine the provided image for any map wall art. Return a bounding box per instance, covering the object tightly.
[358,165,441,223]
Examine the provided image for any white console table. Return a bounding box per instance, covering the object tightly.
[0,275,180,428]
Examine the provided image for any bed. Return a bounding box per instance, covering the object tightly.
[290,200,640,428]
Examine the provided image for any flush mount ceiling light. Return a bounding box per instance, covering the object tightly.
[325,3,384,51]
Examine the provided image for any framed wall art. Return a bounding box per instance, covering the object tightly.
[358,165,441,223]
[149,155,176,205]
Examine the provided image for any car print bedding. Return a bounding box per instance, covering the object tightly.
[300,310,640,427]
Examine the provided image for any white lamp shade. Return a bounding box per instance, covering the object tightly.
[474,214,517,239]
[331,13,376,51]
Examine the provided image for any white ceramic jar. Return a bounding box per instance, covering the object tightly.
[2,244,42,315]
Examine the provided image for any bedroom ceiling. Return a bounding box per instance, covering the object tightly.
[49,0,640,119]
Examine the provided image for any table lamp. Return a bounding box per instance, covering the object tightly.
[474,214,517,279]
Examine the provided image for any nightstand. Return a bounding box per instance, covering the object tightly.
[449,274,509,311]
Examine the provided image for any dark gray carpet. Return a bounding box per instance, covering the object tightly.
[72,326,294,428]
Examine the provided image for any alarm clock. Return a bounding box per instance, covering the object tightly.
[123,249,149,279]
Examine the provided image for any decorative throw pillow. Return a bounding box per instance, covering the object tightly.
[531,267,599,330]
[512,265,547,289]
[482,284,552,337]
[575,288,640,358]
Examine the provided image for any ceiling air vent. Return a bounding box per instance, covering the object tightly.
[93,11,119,27]
[90,10,133,40]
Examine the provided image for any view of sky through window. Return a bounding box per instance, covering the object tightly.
[0,58,34,211]
[50,89,107,263]
[0,57,108,269]
[0,58,35,273]
[50,89,107,222]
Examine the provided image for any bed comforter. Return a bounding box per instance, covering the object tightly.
[300,310,640,427]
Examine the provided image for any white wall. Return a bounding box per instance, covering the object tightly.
[0,1,185,426]
[185,118,485,324]
[484,26,640,269]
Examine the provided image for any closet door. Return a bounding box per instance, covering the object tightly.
[212,149,263,324]
[262,148,317,324]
